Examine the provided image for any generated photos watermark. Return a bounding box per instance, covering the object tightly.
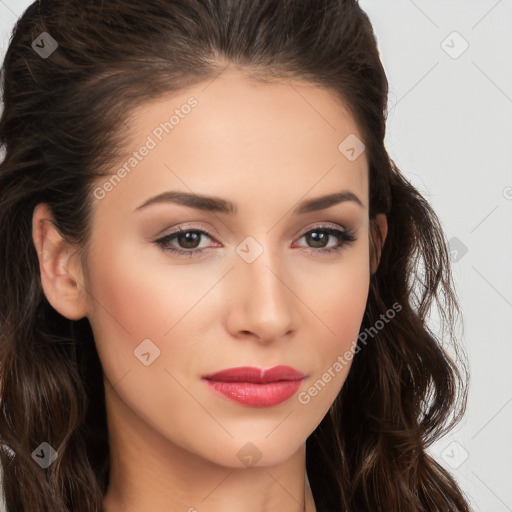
[93,96,198,200]
[297,301,402,405]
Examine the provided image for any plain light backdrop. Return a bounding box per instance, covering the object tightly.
[1,1,511,511]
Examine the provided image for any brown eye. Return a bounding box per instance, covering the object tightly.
[296,226,357,254]
[175,231,202,249]
[155,228,213,257]
[305,230,330,248]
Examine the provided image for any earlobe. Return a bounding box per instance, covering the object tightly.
[370,213,388,275]
[32,203,87,320]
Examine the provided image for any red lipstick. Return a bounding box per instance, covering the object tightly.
[201,365,304,407]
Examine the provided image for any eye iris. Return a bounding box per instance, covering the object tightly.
[307,231,328,248]
[178,231,201,249]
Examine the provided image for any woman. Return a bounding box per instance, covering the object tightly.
[0,1,471,511]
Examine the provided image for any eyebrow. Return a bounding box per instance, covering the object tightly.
[133,190,364,215]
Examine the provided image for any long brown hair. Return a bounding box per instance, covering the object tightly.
[0,1,470,510]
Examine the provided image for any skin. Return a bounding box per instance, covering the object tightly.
[32,68,387,512]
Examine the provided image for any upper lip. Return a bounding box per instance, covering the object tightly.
[201,365,305,383]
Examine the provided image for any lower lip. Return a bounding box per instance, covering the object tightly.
[203,379,303,407]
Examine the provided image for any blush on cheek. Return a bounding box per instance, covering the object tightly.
[322,267,370,356]
[85,256,160,377]
[86,247,212,380]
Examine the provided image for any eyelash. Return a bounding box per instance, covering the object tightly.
[154,224,357,259]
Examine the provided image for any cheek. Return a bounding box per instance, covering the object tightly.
[293,243,370,411]
[83,236,225,386]
[299,239,370,346]
[83,242,177,378]
[320,265,369,378]
[324,262,370,344]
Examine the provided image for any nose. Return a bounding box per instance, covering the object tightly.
[225,245,298,345]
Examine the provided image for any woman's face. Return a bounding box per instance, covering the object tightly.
[80,70,382,468]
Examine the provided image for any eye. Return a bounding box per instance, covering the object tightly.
[154,224,357,258]
[293,225,357,254]
[154,227,215,258]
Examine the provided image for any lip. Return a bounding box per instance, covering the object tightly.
[201,365,305,407]
[202,365,305,383]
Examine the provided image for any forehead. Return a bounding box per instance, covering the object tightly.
[94,70,369,214]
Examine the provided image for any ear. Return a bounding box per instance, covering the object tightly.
[32,203,87,320]
[369,213,388,275]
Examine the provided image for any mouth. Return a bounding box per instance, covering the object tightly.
[201,365,305,407]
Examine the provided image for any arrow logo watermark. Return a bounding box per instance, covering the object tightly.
[31,32,58,59]
[236,442,262,467]
[31,442,58,469]
[134,338,161,366]
[338,134,366,161]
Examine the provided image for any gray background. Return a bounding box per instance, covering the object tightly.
[1,0,511,510]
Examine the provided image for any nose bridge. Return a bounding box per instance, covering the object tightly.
[231,234,296,339]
